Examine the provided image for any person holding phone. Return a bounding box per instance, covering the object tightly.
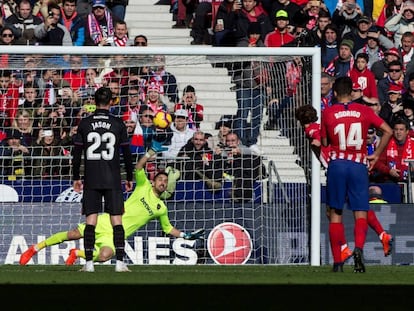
[33,2,73,46]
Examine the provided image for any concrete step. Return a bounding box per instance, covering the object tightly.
[169,66,230,76]
[126,12,174,22]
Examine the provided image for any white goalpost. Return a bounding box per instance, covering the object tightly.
[0,45,321,266]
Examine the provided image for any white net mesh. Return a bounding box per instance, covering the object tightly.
[0,46,319,265]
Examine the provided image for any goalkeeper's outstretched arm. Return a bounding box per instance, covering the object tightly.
[169,228,205,240]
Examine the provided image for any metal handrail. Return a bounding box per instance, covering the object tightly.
[267,160,290,204]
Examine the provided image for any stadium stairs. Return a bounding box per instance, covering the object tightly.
[125,0,306,183]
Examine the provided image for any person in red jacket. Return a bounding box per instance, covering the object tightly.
[350,52,379,99]
[264,9,295,47]
[0,70,19,128]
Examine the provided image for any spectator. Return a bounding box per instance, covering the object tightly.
[176,130,223,191]
[5,0,42,45]
[402,97,414,137]
[105,0,128,21]
[102,54,130,87]
[0,128,31,179]
[142,54,179,104]
[84,0,119,46]
[76,0,92,18]
[238,21,266,47]
[374,118,414,183]
[31,128,70,179]
[377,60,405,104]
[107,78,125,117]
[34,2,73,46]
[0,26,17,68]
[371,47,401,81]
[174,85,204,130]
[21,82,42,120]
[376,0,403,40]
[162,109,195,159]
[402,72,414,101]
[232,56,268,154]
[59,0,86,46]
[354,25,394,70]
[264,9,295,47]
[0,69,19,128]
[133,34,148,46]
[124,85,143,118]
[78,68,103,100]
[368,185,388,203]
[266,56,303,133]
[10,109,35,147]
[385,0,414,49]
[321,72,334,111]
[379,84,404,127]
[189,0,214,45]
[299,0,330,32]
[0,0,16,24]
[400,31,414,74]
[324,39,354,78]
[143,81,168,114]
[220,131,266,202]
[342,15,373,55]
[301,7,331,47]
[331,0,363,38]
[233,0,273,47]
[207,114,234,152]
[121,110,144,157]
[212,0,239,47]
[269,0,301,28]
[63,55,86,91]
[320,24,340,70]
[111,20,133,47]
[350,52,378,99]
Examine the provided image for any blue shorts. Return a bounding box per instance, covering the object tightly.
[326,159,369,212]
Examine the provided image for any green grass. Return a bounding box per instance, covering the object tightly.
[2,264,414,284]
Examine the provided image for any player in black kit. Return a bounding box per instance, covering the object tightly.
[72,87,134,272]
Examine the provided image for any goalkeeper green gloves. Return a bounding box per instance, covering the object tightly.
[182,228,205,240]
[146,140,168,158]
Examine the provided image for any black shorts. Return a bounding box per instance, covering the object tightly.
[82,189,125,216]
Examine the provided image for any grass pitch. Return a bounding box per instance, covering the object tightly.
[1,264,414,284]
[2,265,413,310]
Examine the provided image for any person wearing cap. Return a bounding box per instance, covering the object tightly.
[233,0,273,46]
[341,15,373,55]
[350,52,378,99]
[162,109,196,159]
[379,83,404,127]
[371,47,402,81]
[324,39,354,78]
[264,9,295,47]
[354,25,394,70]
[174,85,204,130]
[385,0,414,48]
[84,0,120,46]
[377,60,405,104]
[268,0,301,28]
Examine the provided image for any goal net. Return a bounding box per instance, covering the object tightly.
[0,46,321,265]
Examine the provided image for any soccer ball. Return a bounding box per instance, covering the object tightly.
[153,111,172,129]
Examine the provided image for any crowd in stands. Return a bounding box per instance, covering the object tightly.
[5,0,414,199]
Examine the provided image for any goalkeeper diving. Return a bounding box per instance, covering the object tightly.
[20,141,205,266]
